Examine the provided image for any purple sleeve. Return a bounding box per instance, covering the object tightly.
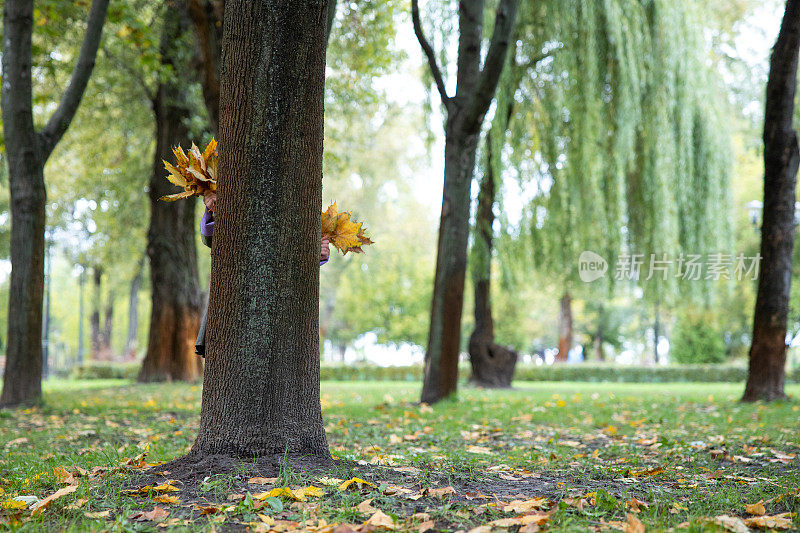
[200,207,214,237]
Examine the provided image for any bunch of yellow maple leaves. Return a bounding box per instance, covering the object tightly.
[161,139,372,255]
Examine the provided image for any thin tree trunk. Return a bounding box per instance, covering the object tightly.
[416,0,519,404]
[77,266,86,365]
[186,0,330,461]
[125,256,145,358]
[594,333,604,361]
[743,0,800,402]
[556,292,572,362]
[138,2,203,383]
[653,300,660,364]
[1,0,109,407]
[90,266,103,361]
[468,125,517,388]
[101,288,115,359]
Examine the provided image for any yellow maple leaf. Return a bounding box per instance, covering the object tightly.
[160,138,217,201]
[321,202,373,255]
[338,477,377,491]
[152,495,181,505]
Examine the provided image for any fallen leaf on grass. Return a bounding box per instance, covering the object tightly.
[248,477,278,484]
[84,510,111,519]
[339,478,377,491]
[422,486,456,498]
[745,500,766,516]
[503,497,549,513]
[713,515,750,533]
[193,504,223,515]
[130,506,169,522]
[254,486,323,501]
[625,497,649,513]
[258,513,275,525]
[625,513,645,533]
[1,499,30,510]
[356,498,378,514]
[743,513,794,530]
[317,477,345,486]
[466,445,492,454]
[152,495,181,505]
[417,520,435,533]
[365,509,396,529]
[30,484,78,515]
[52,466,75,484]
[157,518,189,527]
[152,483,179,493]
[488,513,550,528]
[65,498,87,510]
[123,482,179,495]
[4,437,28,449]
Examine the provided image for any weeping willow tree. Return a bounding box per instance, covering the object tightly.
[474,0,732,368]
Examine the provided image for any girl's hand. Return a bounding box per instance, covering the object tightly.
[203,190,217,216]
[321,236,330,262]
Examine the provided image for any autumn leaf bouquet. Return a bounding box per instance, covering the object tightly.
[161,139,373,255]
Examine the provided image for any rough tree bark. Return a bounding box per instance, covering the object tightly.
[556,291,572,362]
[187,0,337,134]
[743,0,800,402]
[1,0,110,407]
[182,0,330,462]
[468,126,517,388]
[138,2,203,383]
[414,0,519,404]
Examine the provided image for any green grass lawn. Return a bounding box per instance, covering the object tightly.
[1,379,798,531]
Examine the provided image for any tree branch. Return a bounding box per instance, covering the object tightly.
[38,0,111,162]
[461,0,519,133]
[411,0,450,109]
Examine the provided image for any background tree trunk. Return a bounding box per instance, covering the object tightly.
[468,126,517,387]
[556,292,572,362]
[743,0,800,402]
[101,288,115,360]
[138,3,203,383]
[90,266,103,361]
[416,0,519,404]
[0,0,109,407]
[188,0,330,461]
[125,256,145,358]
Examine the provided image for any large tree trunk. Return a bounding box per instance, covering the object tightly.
[1,0,45,405]
[187,0,330,461]
[125,256,145,358]
[90,266,103,361]
[417,0,519,404]
[138,3,203,383]
[1,0,109,407]
[187,0,337,135]
[743,0,800,402]
[556,292,572,362]
[468,126,517,388]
